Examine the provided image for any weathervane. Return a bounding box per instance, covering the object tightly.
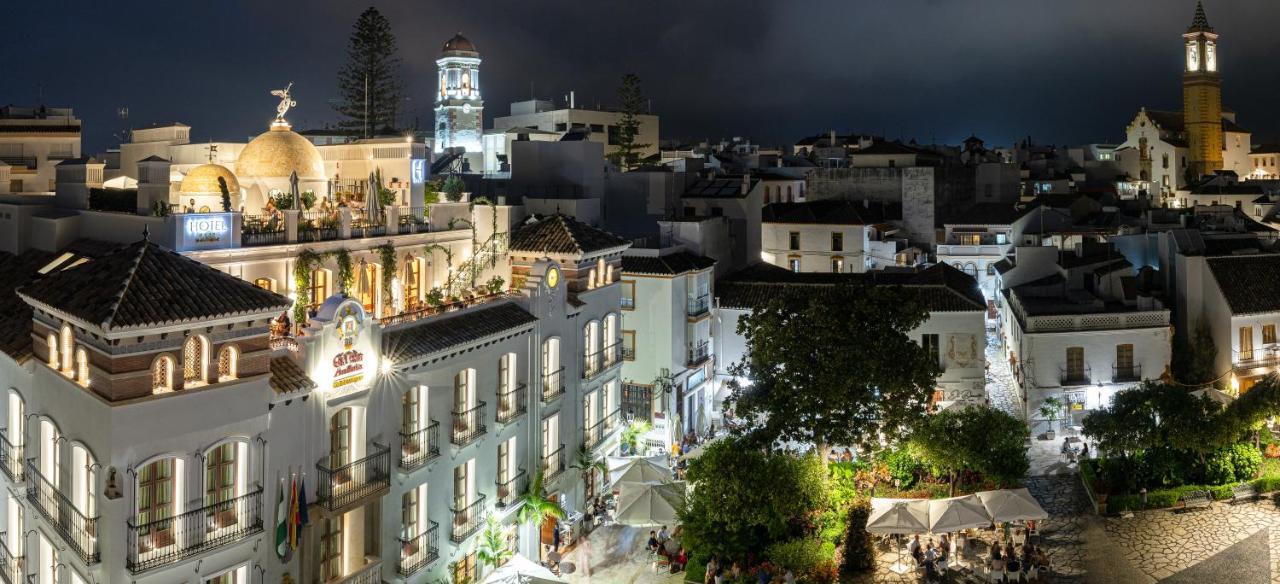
[271,82,296,125]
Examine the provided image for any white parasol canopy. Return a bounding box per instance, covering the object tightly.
[614,481,685,526]
[612,458,670,485]
[481,553,567,584]
[866,498,931,535]
[927,494,992,533]
[976,488,1048,523]
[1191,388,1234,405]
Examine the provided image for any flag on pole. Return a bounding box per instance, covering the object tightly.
[297,476,310,543]
[275,477,288,558]
[289,474,300,549]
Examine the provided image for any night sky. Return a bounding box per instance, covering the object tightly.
[5,0,1280,154]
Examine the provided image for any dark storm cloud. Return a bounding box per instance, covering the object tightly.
[4,0,1279,153]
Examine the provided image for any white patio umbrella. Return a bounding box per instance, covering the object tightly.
[606,455,667,478]
[614,481,685,526]
[866,498,931,535]
[1191,388,1234,405]
[481,553,567,584]
[976,488,1048,523]
[927,494,992,533]
[612,458,670,485]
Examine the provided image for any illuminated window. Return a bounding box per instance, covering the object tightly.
[60,324,73,372]
[205,442,237,508]
[217,345,238,381]
[358,262,379,313]
[136,458,175,552]
[1264,325,1277,345]
[74,346,89,385]
[151,355,175,393]
[310,269,330,308]
[320,516,343,581]
[831,257,844,273]
[46,334,58,369]
[253,278,275,292]
[329,408,351,469]
[183,336,207,385]
[404,257,422,307]
[958,233,981,246]
[1241,327,1255,361]
[788,256,800,272]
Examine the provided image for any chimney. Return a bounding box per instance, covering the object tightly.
[54,157,106,210]
[569,91,575,109]
[829,129,836,147]
[136,156,172,215]
[740,174,749,195]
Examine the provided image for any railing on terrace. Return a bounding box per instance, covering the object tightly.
[1112,363,1142,383]
[336,556,382,584]
[240,214,285,246]
[935,243,1009,256]
[496,383,528,424]
[398,521,440,576]
[542,444,566,481]
[25,460,98,564]
[0,535,22,584]
[399,206,428,234]
[377,292,510,328]
[1059,365,1092,387]
[450,494,487,543]
[451,402,488,447]
[0,433,21,484]
[687,341,711,367]
[299,211,339,242]
[542,368,566,402]
[583,408,623,450]
[687,295,710,317]
[126,488,263,573]
[603,342,623,369]
[399,420,440,470]
[1021,310,1170,333]
[1235,347,1279,369]
[496,469,528,508]
[315,443,390,512]
[0,157,35,169]
[352,210,387,238]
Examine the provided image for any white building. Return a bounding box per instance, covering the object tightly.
[1114,108,1250,204]
[0,106,82,194]
[434,34,485,168]
[1177,250,1280,393]
[492,99,659,163]
[760,200,902,274]
[936,202,1030,312]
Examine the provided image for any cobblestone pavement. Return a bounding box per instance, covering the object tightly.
[985,325,1023,420]
[1027,475,1091,583]
[1103,498,1280,582]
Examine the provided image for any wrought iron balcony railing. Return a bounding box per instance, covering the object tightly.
[496,383,528,424]
[496,468,528,508]
[1059,365,1092,386]
[583,408,623,450]
[541,368,566,402]
[398,521,440,577]
[0,535,22,584]
[1112,363,1142,383]
[687,294,710,317]
[686,341,711,367]
[25,460,98,564]
[0,433,21,484]
[126,488,263,573]
[450,494,487,543]
[399,420,441,471]
[315,443,390,512]
[451,402,488,447]
[542,444,566,481]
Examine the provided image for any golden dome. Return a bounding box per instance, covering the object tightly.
[235,125,325,180]
[179,163,239,194]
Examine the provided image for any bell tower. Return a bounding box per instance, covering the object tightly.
[1183,1,1223,180]
[433,33,484,156]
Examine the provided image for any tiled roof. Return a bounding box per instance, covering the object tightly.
[18,239,291,330]
[382,301,538,363]
[945,203,1028,226]
[716,263,984,313]
[508,214,630,256]
[1207,255,1280,315]
[682,176,759,198]
[762,200,896,225]
[269,357,316,395]
[0,249,58,362]
[621,251,716,276]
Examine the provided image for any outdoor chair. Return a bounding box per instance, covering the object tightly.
[1180,489,1212,510]
[1232,483,1258,504]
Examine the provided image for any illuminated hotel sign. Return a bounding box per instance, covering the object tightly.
[411,159,426,185]
[332,304,366,389]
[177,212,233,250]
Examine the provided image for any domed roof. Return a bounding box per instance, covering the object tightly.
[235,125,325,181]
[442,33,477,54]
[179,163,239,195]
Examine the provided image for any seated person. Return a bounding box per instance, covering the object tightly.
[672,548,688,572]
[646,531,660,552]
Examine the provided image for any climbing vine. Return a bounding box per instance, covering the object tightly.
[330,248,355,294]
[375,241,397,313]
[293,249,324,326]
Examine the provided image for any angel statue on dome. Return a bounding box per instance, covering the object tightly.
[271,82,296,123]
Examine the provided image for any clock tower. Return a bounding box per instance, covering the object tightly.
[434,33,484,156]
[1183,1,1223,180]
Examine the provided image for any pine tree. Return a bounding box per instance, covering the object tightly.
[607,73,651,170]
[334,7,404,137]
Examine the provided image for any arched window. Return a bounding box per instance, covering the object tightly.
[583,321,601,376]
[587,268,598,290]
[8,390,26,459]
[787,186,793,201]
[152,355,175,394]
[137,456,180,551]
[329,408,352,469]
[596,258,606,287]
[183,336,208,386]
[74,345,89,385]
[605,264,614,285]
[963,263,979,279]
[217,345,239,381]
[987,264,996,276]
[46,333,58,369]
[70,443,97,519]
[38,418,60,488]
[541,337,562,397]
[205,440,246,511]
[60,324,73,373]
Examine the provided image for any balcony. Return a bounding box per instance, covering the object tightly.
[399,421,440,471]
[0,156,35,169]
[0,433,21,484]
[335,556,383,584]
[1112,363,1143,383]
[687,341,711,367]
[0,535,22,584]
[542,368,566,403]
[584,345,623,380]
[496,469,528,508]
[583,409,623,450]
[25,461,98,564]
[126,488,263,573]
[1235,347,1280,370]
[687,295,710,318]
[398,521,440,577]
[1059,365,1092,387]
[450,494,487,543]
[542,444,566,481]
[935,243,1010,257]
[451,402,488,447]
[315,443,391,512]
[496,383,528,424]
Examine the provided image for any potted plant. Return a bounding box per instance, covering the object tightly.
[1039,396,1064,440]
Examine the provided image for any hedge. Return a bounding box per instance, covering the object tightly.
[1105,479,1280,514]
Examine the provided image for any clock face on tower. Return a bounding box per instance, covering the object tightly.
[546,266,560,289]
[1187,42,1200,71]
[1206,42,1217,72]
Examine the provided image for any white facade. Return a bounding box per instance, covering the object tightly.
[0,106,82,194]
[493,100,659,162]
[761,221,870,273]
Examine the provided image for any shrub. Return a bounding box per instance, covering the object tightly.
[1253,475,1280,494]
[880,447,921,489]
[766,538,826,577]
[1228,443,1263,481]
[840,500,875,575]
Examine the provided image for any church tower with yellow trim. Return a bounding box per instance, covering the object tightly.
[1183,1,1223,179]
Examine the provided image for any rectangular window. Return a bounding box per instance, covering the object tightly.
[205,442,236,507]
[329,409,351,469]
[497,440,511,485]
[710,206,724,217]
[958,233,981,246]
[996,233,1009,245]
[622,331,636,360]
[787,257,800,272]
[1116,344,1133,368]
[402,488,419,539]
[831,232,843,252]
[620,280,636,310]
[788,232,800,250]
[1066,347,1085,381]
[309,270,329,308]
[453,553,477,584]
[831,257,844,273]
[402,386,421,436]
[137,458,174,547]
[607,125,621,146]
[453,462,470,509]
[1264,325,1276,345]
[590,124,604,133]
[1241,326,1255,361]
[921,334,940,366]
[554,123,567,132]
[320,517,343,581]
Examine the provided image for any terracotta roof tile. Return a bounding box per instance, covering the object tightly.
[508,214,629,256]
[382,301,538,363]
[269,357,316,395]
[621,252,716,276]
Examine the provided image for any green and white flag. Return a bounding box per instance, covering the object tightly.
[276,477,289,559]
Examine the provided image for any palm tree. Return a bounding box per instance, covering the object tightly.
[516,470,565,529]
[570,445,608,501]
[475,515,513,570]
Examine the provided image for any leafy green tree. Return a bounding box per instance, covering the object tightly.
[910,406,1029,494]
[334,7,404,136]
[217,176,232,212]
[569,445,606,499]
[474,515,513,570]
[1174,316,1220,386]
[515,470,565,529]
[679,437,829,558]
[606,74,651,170]
[725,283,939,452]
[443,174,466,202]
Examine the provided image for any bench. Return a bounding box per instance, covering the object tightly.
[1232,483,1259,503]
[1181,489,1212,510]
